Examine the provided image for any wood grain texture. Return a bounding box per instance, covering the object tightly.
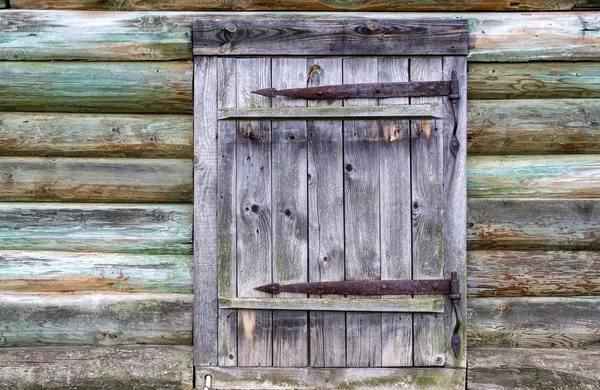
[0,251,192,293]
[468,199,600,251]
[0,157,192,203]
[0,112,192,158]
[468,348,600,390]
[0,203,192,254]
[0,345,194,390]
[0,292,192,347]
[468,297,600,349]
[467,99,600,155]
[1,11,598,62]
[575,0,600,9]
[0,62,193,114]
[468,63,600,100]
[467,155,600,198]
[468,250,600,297]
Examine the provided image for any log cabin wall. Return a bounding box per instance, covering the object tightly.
[0,2,598,389]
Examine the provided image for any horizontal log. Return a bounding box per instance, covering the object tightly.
[467,155,600,198]
[0,203,192,254]
[0,112,193,158]
[0,345,193,390]
[468,348,600,390]
[0,292,193,347]
[0,62,193,114]
[468,297,600,349]
[467,199,600,250]
[468,99,600,155]
[468,62,600,99]
[0,11,597,62]
[0,251,192,293]
[467,250,600,297]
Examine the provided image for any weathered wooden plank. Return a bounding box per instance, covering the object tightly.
[198,367,466,389]
[306,58,346,368]
[468,250,600,297]
[1,12,598,62]
[220,298,445,313]
[0,292,192,347]
[193,56,218,366]
[468,348,600,390]
[0,112,192,158]
[0,345,194,390]
[0,203,192,254]
[468,297,600,349]
[0,62,193,114]
[467,155,600,198]
[0,157,192,203]
[467,99,600,155]
[468,62,600,100]
[0,251,192,293]
[467,199,600,250]
[575,0,600,9]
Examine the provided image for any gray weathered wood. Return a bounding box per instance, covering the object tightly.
[0,292,192,347]
[411,57,446,367]
[220,297,445,313]
[235,57,273,367]
[307,58,346,368]
[343,58,382,368]
[193,56,219,366]
[0,345,194,390]
[468,348,600,390]
[574,0,600,9]
[193,19,468,56]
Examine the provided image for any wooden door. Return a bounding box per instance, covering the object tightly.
[193,16,468,389]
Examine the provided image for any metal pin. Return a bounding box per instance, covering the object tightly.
[203,374,212,390]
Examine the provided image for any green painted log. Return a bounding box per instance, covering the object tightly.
[0,292,192,347]
[0,345,194,390]
[0,11,597,62]
[0,112,193,158]
[467,155,600,198]
[0,62,193,114]
[0,157,192,203]
[467,199,600,250]
[468,250,600,297]
[468,297,600,349]
[468,99,600,155]
[0,251,192,293]
[0,203,192,254]
[468,62,600,99]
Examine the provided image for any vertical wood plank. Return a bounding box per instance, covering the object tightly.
[193,56,218,366]
[217,57,237,367]
[411,57,446,367]
[271,58,309,367]
[307,58,346,368]
[343,58,382,368]
[236,58,273,367]
[378,58,413,367]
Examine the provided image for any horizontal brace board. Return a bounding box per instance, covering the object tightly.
[0,292,193,347]
[219,297,445,312]
[0,345,194,390]
[0,11,597,62]
[468,250,600,297]
[0,157,192,203]
[0,203,193,254]
[0,112,193,158]
[218,104,442,120]
[0,251,193,293]
[198,367,465,389]
[468,297,600,349]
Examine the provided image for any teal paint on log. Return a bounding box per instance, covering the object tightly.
[0,11,598,62]
[0,1,6,9]
[0,203,193,254]
[0,292,193,347]
[0,251,193,293]
[0,62,193,114]
[467,155,600,198]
